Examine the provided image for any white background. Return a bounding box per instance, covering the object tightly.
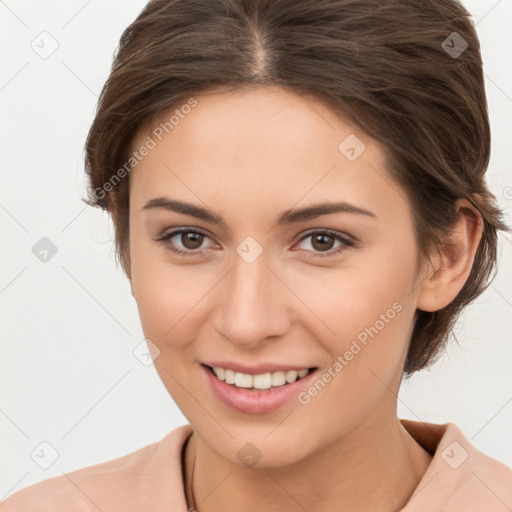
[1,0,511,500]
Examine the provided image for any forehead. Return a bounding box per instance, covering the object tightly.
[128,85,410,225]
[144,85,363,154]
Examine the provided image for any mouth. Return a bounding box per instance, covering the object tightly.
[205,364,316,391]
[201,363,319,414]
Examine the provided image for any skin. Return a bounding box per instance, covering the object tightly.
[126,85,482,512]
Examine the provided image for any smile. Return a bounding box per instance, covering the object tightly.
[210,366,312,390]
[202,363,319,414]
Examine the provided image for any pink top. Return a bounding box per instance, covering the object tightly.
[1,420,511,511]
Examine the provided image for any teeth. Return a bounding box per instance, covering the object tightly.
[211,366,311,389]
[271,371,286,387]
[253,373,272,389]
[235,372,252,388]
[285,370,298,383]
[224,369,236,384]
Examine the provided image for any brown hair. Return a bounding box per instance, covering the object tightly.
[83,0,508,376]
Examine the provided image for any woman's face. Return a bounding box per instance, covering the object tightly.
[128,85,426,467]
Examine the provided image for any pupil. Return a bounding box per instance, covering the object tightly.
[183,232,203,249]
[313,234,333,251]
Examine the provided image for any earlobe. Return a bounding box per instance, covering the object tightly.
[417,199,483,312]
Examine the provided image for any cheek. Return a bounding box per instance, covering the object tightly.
[130,237,184,341]
[293,270,417,446]
[294,238,419,400]
[133,269,198,342]
[130,241,218,352]
[301,246,417,348]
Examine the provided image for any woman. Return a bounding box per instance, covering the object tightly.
[2,0,511,510]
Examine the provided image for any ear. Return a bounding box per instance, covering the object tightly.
[417,199,483,312]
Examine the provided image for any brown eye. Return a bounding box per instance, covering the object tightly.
[155,228,213,256]
[180,231,204,250]
[295,230,354,258]
[310,233,335,252]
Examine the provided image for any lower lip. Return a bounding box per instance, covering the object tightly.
[202,364,317,415]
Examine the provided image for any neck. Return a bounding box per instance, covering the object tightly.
[184,407,433,512]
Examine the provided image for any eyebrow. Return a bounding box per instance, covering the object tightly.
[141,197,377,226]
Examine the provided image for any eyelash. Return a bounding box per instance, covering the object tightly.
[155,228,355,259]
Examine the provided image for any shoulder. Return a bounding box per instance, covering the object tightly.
[0,425,193,512]
[402,420,512,511]
[442,424,512,510]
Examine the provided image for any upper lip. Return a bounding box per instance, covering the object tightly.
[202,361,316,374]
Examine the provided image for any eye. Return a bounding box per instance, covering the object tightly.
[155,228,215,256]
[294,230,354,258]
[155,227,355,259]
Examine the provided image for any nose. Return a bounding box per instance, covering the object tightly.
[213,248,291,349]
